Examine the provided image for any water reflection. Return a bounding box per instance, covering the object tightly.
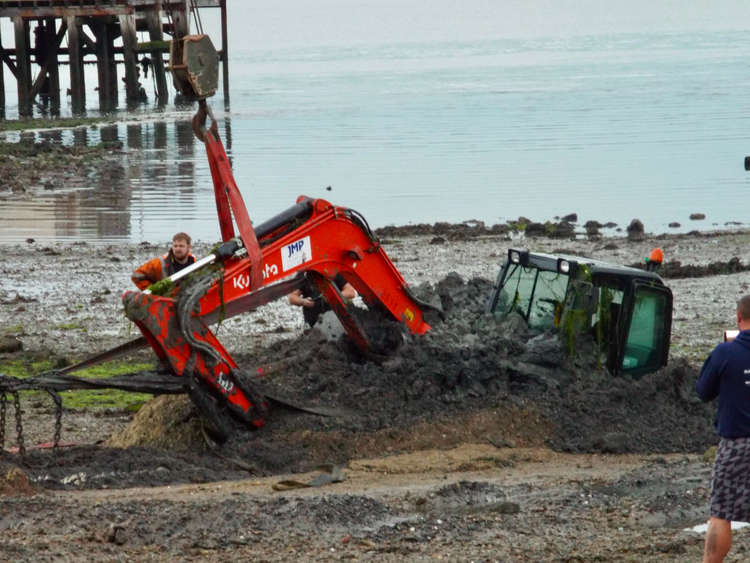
[0,114,230,244]
[39,130,63,144]
[126,124,142,150]
[72,127,88,147]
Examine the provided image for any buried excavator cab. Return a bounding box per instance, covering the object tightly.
[487,248,673,377]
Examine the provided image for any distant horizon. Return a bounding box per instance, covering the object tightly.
[2,1,749,106]
[1,1,748,50]
[219,0,750,50]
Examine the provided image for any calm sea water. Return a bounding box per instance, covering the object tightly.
[1,1,750,243]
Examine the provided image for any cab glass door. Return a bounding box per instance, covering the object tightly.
[621,283,672,376]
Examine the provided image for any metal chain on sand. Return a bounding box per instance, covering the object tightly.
[13,391,25,457]
[0,392,6,450]
[47,389,63,452]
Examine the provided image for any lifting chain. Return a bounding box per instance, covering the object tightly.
[0,392,6,450]
[0,389,62,458]
[13,391,25,457]
[47,389,63,452]
[0,377,63,457]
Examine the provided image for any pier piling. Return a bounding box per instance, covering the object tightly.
[0,1,229,117]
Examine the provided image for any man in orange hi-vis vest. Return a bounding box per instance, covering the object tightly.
[131,232,196,290]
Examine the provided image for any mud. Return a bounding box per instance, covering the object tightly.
[0,139,121,195]
[3,229,750,560]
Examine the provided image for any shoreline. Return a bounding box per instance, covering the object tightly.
[3,219,750,247]
[2,227,749,365]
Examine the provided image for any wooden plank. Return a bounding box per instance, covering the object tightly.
[0,0,213,9]
[220,0,228,102]
[106,23,118,107]
[135,40,169,52]
[67,15,86,114]
[0,7,133,18]
[132,0,220,6]
[14,16,31,116]
[145,1,168,102]
[123,0,219,6]
[93,21,115,111]
[171,1,188,38]
[45,18,61,112]
[118,12,139,103]
[0,24,4,117]
[0,50,18,79]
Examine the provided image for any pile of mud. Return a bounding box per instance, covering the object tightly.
[6,272,716,491]
[227,272,715,460]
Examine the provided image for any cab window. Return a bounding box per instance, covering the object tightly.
[492,265,569,330]
[622,287,669,375]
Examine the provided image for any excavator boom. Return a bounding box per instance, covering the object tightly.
[121,95,432,434]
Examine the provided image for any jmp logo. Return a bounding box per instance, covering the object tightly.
[282,235,312,272]
[287,240,305,257]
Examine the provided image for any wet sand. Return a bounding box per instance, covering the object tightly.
[1,228,750,560]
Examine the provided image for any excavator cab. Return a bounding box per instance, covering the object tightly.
[487,248,673,377]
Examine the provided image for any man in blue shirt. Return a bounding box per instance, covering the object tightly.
[696,295,750,562]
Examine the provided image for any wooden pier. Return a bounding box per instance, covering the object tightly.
[0,0,229,117]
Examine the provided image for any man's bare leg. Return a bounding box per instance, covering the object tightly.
[703,517,731,563]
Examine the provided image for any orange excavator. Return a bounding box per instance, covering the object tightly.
[0,35,435,451]
[119,36,435,438]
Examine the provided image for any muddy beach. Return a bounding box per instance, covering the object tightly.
[1,225,750,561]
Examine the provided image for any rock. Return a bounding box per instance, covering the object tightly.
[594,431,631,453]
[106,523,128,545]
[491,501,521,514]
[551,221,575,239]
[521,333,565,367]
[498,312,529,341]
[525,222,546,236]
[626,219,645,241]
[0,335,22,353]
[0,463,38,496]
[584,220,602,237]
[525,221,574,239]
[316,310,347,341]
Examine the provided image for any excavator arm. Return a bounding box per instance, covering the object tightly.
[121,96,432,433]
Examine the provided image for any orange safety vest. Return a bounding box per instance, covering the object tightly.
[131,251,196,290]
